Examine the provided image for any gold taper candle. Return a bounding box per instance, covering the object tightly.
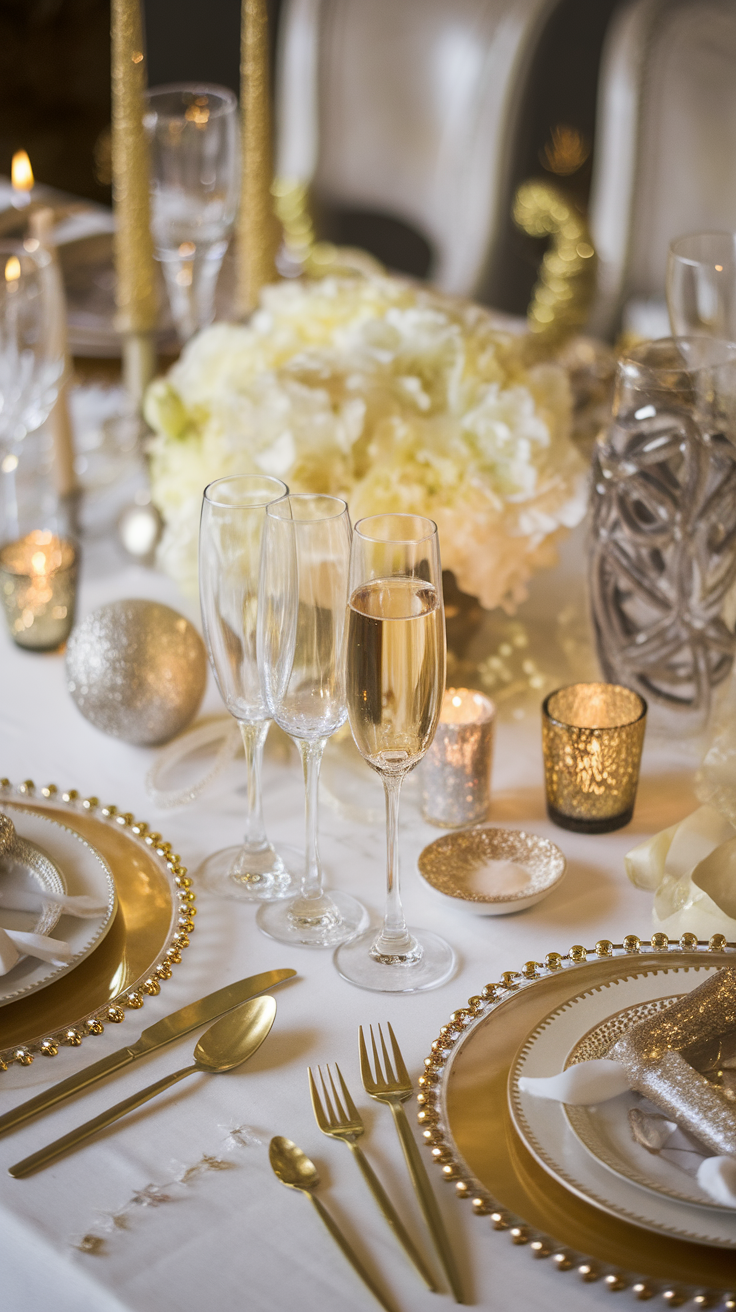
[237,0,277,317]
[111,0,157,406]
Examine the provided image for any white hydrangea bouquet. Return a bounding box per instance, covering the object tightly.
[145,275,588,610]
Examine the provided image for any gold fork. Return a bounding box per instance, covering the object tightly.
[359,1023,465,1305]
[308,1064,437,1291]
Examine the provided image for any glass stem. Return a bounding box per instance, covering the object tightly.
[238,720,270,854]
[373,772,415,957]
[297,737,326,901]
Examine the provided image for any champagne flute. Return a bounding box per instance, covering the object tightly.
[144,84,239,343]
[198,475,298,900]
[334,513,456,991]
[0,240,65,539]
[667,232,736,339]
[256,494,367,947]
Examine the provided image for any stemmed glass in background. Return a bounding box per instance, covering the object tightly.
[198,475,298,901]
[667,232,736,340]
[0,240,65,540]
[334,513,455,991]
[144,84,239,344]
[256,494,367,947]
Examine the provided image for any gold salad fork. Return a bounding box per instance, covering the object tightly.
[308,1064,436,1291]
[359,1023,465,1305]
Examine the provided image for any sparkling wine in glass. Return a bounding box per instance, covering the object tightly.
[144,84,239,343]
[256,494,367,947]
[334,513,456,991]
[198,475,298,900]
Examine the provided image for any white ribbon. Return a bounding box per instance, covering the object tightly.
[0,925,72,975]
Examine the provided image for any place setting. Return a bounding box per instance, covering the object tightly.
[4,1,736,1310]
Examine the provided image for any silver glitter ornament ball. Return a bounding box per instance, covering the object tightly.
[66,599,207,746]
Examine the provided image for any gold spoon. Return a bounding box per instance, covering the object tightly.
[10,996,277,1178]
[269,1136,400,1312]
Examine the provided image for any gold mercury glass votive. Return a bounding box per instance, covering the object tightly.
[421,687,496,828]
[0,531,78,651]
[542,681,647,834]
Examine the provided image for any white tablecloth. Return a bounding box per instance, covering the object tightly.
[0,530,702,1312]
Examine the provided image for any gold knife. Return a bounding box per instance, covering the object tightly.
[0,968,296,1138]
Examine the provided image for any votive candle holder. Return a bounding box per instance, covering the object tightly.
[0,531,78,651]
[421,687,495,828]
[542,681,646,833]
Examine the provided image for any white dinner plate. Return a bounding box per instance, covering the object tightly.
[0,806,116,1007]
[508,962,736,1248]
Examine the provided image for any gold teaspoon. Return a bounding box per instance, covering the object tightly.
[10,996,277,1178]
[269,1136,400,1312]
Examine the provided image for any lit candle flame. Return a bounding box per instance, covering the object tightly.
[11,150,33,192]
[4,256,21,283]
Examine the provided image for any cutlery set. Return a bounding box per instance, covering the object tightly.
[0,971,463,1309]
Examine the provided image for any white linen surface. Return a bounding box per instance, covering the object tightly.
[0,532,704,1312]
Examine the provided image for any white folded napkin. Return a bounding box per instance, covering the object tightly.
[0,925,72,975]
[0,888,108,918]
[697,1155,736,1207]
[517,1059,629,1104]
[519,1061,736,1208]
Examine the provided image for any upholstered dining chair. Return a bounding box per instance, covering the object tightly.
[275,0,566,300]
[587,0,736,339]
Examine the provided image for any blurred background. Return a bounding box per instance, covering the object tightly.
[0,0,624,320]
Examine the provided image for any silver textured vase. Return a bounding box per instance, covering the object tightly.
[590,337,736,723]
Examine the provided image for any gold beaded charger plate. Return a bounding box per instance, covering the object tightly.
[0,807,116,1008]
[0,784,194,1071]
[562,997,733,1213]
[420,939,736,1301]
[509,971,736,1239]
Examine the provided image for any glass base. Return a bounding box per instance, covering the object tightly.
[546,802,634,834]
[256,889,368,948]
[334,926,457,992]
[195,843,300,901]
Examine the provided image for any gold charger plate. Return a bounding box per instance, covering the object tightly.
[0,780,195,1071]
[417,935,736,1303]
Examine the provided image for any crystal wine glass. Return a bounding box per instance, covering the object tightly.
[667,232,736,339]
[144,84,239,343]
[334,513,456,991]
[198,475,298,900]
[0,240,65,539]
[256,494,367,947]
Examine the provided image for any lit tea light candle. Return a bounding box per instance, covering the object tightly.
[542,681,647,833]
[0,531,78,651]
[11,150,34,210]
[421,687,496,828]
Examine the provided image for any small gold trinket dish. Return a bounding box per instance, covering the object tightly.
[417,825,566,915]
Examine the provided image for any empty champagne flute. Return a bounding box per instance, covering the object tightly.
[198,475,298,900]
[256,494,367,947]
[144,84,239,343]
[0,240,65,539]
[667,232,736,340]
[334,514,455,991]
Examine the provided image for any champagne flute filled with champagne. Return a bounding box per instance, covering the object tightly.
[334,513,456,990]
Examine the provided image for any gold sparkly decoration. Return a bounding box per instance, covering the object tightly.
[65,600,207,746]
[237,0,278,316]
[111,0,158,405]
[542,682,646,833]
[611,967,736,1157]
[513,179,596,347]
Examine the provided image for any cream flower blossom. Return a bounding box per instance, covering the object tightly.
[146,275,588,609]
